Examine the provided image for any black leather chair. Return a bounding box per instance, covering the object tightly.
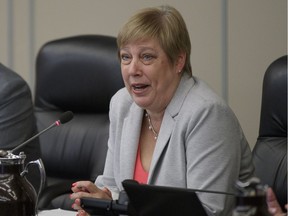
[34,35,124,210]
[0,63,41,193]
[252,55,287,211]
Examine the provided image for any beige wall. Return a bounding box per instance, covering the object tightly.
[228,1,287,148]
[0,0,286,148]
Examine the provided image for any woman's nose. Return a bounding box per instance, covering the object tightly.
[128,58,141,76]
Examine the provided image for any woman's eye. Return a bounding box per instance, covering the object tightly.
[121,54,131,64]
[141,54,155,64]
[142,54,153,61]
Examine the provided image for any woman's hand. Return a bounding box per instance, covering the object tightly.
[70,181,112,216]
[266,187,287,216]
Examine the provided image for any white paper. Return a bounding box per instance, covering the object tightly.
[38,208,76,216]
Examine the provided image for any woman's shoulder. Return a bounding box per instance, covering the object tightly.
[110,87,134,117]
[111,87,132,106]
[185,77,228,109]
[176,76,238,125]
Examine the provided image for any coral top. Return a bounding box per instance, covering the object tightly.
[133,147,148,184]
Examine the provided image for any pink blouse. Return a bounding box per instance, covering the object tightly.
[133,147,148,184]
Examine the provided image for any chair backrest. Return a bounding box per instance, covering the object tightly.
[0,63,41,192]
[252,55,287,210]
[34,35,124,209]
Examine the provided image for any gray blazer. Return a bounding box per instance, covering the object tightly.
[96,73,254,215]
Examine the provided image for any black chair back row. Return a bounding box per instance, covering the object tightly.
[34,35,124,209]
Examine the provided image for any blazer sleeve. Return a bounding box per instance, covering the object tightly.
[184,100,253,215]
[95,88,132,199]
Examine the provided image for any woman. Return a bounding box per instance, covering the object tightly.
[71,5,254,216]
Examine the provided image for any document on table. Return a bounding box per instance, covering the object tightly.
[38,208,76,216]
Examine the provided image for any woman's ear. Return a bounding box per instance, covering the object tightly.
[176,52,186,73]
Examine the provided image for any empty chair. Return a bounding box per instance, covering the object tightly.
[34,35,124,210]
[252,55,287,211]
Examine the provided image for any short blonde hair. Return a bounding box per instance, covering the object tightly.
[117,5,192,75]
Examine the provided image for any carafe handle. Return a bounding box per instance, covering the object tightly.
[21,159,46,214]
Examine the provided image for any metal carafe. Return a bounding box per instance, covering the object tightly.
[0,151,45,216]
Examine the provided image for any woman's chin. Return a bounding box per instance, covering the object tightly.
[132,97,151,109]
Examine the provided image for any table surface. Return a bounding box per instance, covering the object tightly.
[38,209,76,216]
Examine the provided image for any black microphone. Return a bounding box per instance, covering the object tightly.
[10,111,74,153]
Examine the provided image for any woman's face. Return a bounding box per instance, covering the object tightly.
[119,38,184,112]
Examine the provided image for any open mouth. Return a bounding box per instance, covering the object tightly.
[132,84,149,91]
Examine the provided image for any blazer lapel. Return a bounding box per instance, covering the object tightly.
[119,104,143,181]
[148,73,194,183]
[148,112,174,182]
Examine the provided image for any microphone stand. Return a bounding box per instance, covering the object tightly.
[11,121,59,153]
